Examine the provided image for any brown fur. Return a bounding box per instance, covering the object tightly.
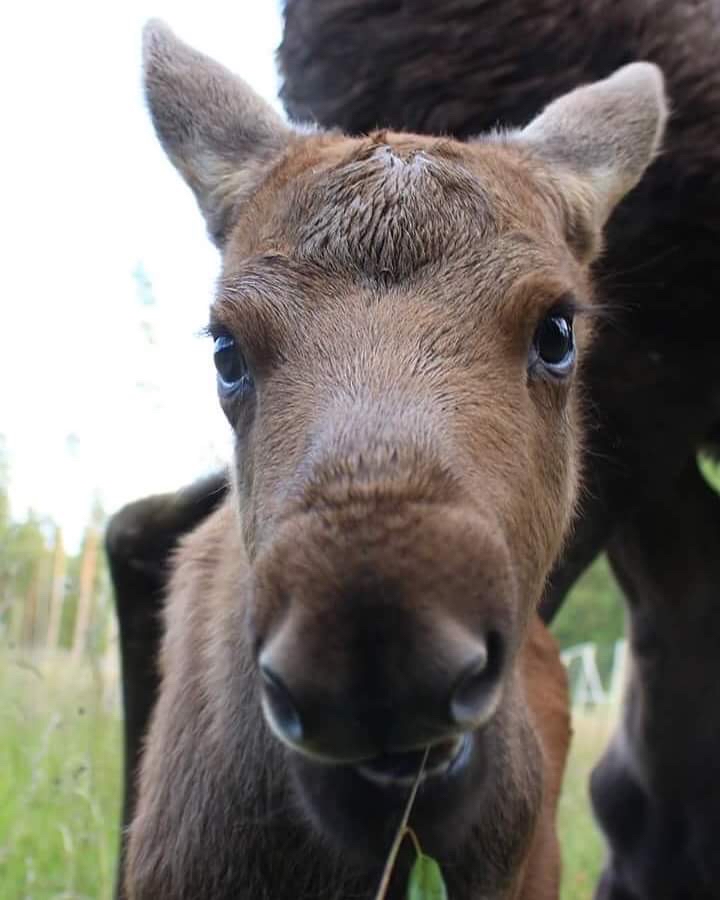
[124,24,664,900]
[128,500,570,900]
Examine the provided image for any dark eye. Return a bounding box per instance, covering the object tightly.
[213,333,252,396]
[531,314,575,376]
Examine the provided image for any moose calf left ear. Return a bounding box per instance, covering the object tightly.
[519,63,668,252]
[143,20,292,246]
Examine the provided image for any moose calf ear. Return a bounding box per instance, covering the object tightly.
[143,20,292,246]
[520,63,668,246]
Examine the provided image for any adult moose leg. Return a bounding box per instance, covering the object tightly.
[591,457,720,900]
[105,472,228,898]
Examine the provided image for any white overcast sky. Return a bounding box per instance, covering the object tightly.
[1,2,284,547]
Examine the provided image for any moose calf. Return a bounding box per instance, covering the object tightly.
[121,21,666,900]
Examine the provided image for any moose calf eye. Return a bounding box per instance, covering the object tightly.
[531,314,575,376]
[213,333,252,396]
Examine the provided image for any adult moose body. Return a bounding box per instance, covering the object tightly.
[112,17,667,900]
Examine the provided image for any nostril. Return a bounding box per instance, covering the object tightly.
[260,664,304,745]
[450,632,506,728]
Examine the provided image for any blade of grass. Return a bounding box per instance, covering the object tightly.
[373,747,430,900]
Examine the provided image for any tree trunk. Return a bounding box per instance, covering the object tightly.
[46,527,66,652]
[71,528,99,663]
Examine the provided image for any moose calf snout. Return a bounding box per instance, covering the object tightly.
[252,504,515,764]
[260,629,505,757]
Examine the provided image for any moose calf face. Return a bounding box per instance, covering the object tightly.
[143,20,666,869]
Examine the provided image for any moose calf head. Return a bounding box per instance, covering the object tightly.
[143,20,666,871]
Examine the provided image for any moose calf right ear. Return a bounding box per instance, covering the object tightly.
[519,62,668,250]
[143,20,292,246]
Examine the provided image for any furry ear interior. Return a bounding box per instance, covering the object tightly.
[519,62,668,249]
[143,20,292,246]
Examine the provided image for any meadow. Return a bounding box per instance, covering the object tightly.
[0,647,613,900]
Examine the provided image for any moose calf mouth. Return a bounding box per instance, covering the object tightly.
[355,735,470,788]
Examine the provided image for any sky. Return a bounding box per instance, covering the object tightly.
[1,2,284,547]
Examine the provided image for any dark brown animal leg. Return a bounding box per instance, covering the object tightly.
[590,458,720,900]
[105,471,228,899]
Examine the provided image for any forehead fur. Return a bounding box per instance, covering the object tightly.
[230,132,564,283]
[291,136,492,281]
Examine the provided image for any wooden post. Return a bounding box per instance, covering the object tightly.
[46,527,66,652]
[71,528,99,664]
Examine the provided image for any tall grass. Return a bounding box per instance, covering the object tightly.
[559,709,615,898]
[0,652,121,900]
[0,647,611,900]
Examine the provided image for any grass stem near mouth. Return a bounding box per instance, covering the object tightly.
[373,747,429,900]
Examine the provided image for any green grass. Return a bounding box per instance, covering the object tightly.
[700,452,720,493]
[0,649,611,899]
[0,652,121,900]
[559,708,614,899]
